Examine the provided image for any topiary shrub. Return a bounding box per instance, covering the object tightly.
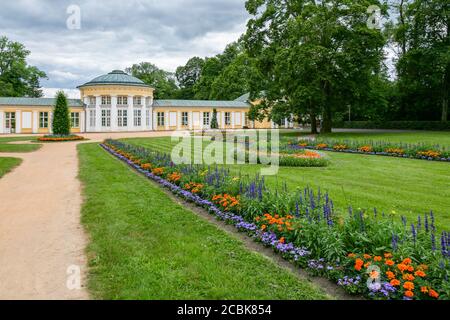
[52,91,71,135]
[210,108,219,129]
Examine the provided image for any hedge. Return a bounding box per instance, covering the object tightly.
[338,121,450,131]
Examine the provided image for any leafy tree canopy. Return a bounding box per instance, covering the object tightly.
[0,36,47,97]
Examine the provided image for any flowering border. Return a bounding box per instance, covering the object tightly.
[289,144,450,162]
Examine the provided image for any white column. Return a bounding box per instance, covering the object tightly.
[111,96,118,131]
[128,95,134,131]
[285,118,289,128]
[221,111,225,128]
[231,112,235,129]
[48,112,53,134]
[200,112,204,130]
[32,111,38,133]
[153,111,158,130]
[0,111,4,134]
[188,111,193,130]
[241,111,245,128]
[80,110,86,132]
[177,111,181,130]
[165,111,169,130]
[95,96,101,132]
[148,107,153,130]
[15,110,21,133]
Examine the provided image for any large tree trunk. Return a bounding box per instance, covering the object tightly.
[442,66,449,121]
[320,81,332,133]
[310,111,318,134]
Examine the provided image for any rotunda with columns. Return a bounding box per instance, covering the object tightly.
[77,70,155,132]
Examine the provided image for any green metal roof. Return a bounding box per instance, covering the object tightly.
[154,99,250,108]
[0,97,83,107]
[77,70,151,88]
[234,92,250,102]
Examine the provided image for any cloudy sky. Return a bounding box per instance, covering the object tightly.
[0,0,250,98]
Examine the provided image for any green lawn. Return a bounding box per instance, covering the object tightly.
[0,136,41,152]
[123,136,450,231]
[0,157,22,178]
[78,143,330,300]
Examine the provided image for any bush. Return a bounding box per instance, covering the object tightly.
[339,121,450,131]
[52,91,71,135]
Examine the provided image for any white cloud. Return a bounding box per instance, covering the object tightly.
[0,0,250,89]
[42,88,80,99]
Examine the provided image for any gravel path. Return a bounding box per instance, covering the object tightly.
[0,131,170,299]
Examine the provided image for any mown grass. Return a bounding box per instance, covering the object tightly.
[0,157,22,178]
[0,136,41,152]
[123,136,450,231]
[78,143,330,300]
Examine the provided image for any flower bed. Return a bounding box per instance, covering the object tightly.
[101,139,450,300]
[279,150,329,167]
[38,135,84,142]
[288,139,450,162]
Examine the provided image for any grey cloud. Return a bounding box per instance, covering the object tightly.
[0,0,249,93]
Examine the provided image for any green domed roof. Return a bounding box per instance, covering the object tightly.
[77,70,150,88]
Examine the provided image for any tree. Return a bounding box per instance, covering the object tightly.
[175,57,204,99]
[126,62,178,99]
[194,42,243,100]
[393,0,449,121]
[244,0,386,133]
[210,53,262,100]
[210,109,219,129]
[0,36,47,97]
[52,91,71,135]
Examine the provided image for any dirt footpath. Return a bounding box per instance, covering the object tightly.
[0,131,171,299]
[0,142,88,299]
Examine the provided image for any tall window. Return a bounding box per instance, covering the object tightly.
[39,112,49,128]
[203,112,210,126]
[244,112,249,126]
[157,112,165,126]
[118,109,127,127]
[134,109,142,126]
[101,96,111,105]
[146,110,150,126]
[101,109,111,127]
[224,112,231,125]
[181,112,188,126]
[117,96,128,105]
[88,96,96,105]
[133,96,142,106]
[89,110,96,127]
[70,112,80,128]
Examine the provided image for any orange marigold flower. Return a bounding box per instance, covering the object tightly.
[403,273,415,281]
[279,237,285,244]
[385,260,395,266]
[261,225,267,231]
[403,281,414,291]
[429,289,439,299]
[348,253,356,258]
[364,262,371,268]
[414,270,426,278]
[386,271,396,280]
[369,270,380,279]
[390,279,401,287]
[354,259,364,271]
[421,286,429,294]
[418,264,428,271]
[402,258,412,265]
[374,256,382,262]
[404,290,414,298]
[384,253,393,258]
[363,254,372,260]
[407,265,414,272]
[397,263,408,272]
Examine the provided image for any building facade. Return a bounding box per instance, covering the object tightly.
[0,70,289,134]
